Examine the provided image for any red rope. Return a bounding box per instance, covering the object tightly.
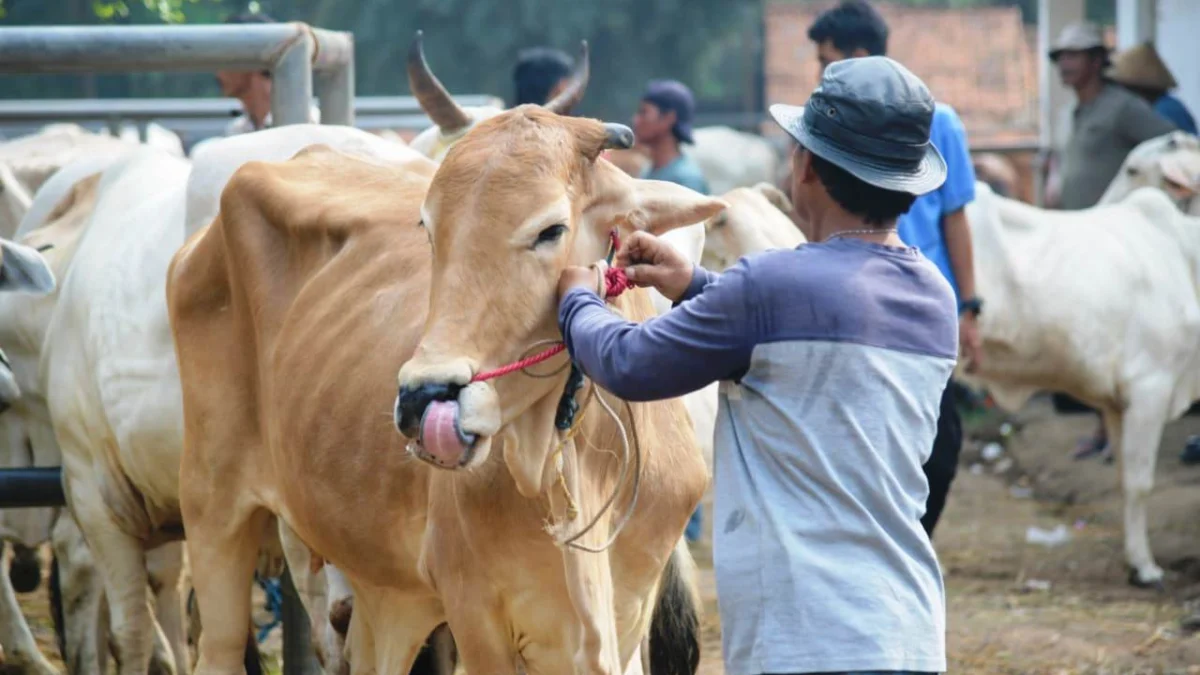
[470,230,629,384]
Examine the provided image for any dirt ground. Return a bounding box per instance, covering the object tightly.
[9,394,1200,675]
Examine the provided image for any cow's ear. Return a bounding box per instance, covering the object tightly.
[754,182,794,215]
[584,160,727,236]
[0,239,55,295]
[1159,153,1200,196]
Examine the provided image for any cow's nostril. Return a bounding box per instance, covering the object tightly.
[394,382,462,437]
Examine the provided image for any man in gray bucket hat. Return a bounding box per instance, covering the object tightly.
[556,56,953,674]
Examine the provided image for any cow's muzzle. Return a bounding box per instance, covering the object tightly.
[394,382,479,469]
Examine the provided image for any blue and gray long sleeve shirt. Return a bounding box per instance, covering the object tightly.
[558,238,957,675]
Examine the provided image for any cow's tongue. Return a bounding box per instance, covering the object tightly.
[419,400,472,468]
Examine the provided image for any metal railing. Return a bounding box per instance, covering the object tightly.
[0,23,355,128]
[0,95,505,147]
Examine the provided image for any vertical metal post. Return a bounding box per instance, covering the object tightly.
[280,566,321,675]
[271,38,314,126]
[315,30,355,127]
[316,60,355,126]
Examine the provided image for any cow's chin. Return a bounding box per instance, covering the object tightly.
[404,382,500,470]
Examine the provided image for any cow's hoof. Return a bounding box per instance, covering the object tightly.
[1127,567,1166,592]
[9,546,42,593]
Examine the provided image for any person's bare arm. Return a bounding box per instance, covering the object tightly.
[943,208,982,371]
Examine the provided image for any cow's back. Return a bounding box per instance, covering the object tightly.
[168,146,439,587]
[43,147,192,536]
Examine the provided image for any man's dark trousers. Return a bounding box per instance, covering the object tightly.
[921,379,961,537]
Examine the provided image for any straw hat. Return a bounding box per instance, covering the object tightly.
[1106,42,1177,91]
[1048,22,1107,60]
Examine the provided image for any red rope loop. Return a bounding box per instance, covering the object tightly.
[470,229,627,384]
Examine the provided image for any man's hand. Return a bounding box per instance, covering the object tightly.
[960,313,983,373]
[557,264,601,302]
[614,231,693,302]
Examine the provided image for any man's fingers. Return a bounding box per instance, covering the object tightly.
[622,264,661,288]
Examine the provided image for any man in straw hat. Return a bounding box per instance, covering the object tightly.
[1048,21,1177,211]
[1108,41,1196,134]
[557,56,954,675]
[1045,22,1177,460]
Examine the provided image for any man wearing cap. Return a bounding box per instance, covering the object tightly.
[633,78,709,544]
[1045,22,1177,459]
[512,47,575,108]
[807,0,978,538]
[1048,21,1177,212]
[556,56,952,675]
[633,80,710,196]
[1108,41,1196,134]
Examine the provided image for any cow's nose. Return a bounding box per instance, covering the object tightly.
[394,382,462,437]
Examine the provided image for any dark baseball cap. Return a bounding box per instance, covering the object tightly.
[769,56,946,195]
[642,79,696,144]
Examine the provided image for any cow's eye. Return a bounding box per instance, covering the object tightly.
[534,224,567,247]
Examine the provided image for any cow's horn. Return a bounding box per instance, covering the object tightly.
[602,123,634,150]
[407,30,472,134]
[544,40,590,115]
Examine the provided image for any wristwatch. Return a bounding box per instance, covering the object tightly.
[959,297,983,318]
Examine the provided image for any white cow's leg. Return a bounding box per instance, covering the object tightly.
[51,511,109,675]
[0,542,59,675]
[1113,401,1168,587]
[66,476,155,675]
[277,521,349,675]
[147,542,189,675]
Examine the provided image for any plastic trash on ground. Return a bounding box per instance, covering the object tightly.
[1025,524,1072,547]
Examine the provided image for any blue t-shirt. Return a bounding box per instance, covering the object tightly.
[897,103,976,301]
[641,154,710,195]
[1154,94,1197,135]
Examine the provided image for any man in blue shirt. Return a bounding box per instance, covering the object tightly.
[557,55,951,675]
[633,80,710,195]
[808,0,982,537]
[633,78,710,543]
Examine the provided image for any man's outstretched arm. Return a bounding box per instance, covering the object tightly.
[558,259,757,401]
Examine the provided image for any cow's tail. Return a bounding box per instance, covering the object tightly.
[648,538,702,675]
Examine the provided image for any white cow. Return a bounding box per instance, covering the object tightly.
[0,158,188,675]
[0,236,55,675]
[700,182,803,272]
[961,181,1200,587]
[684,126,784,197]
[1099,131,1200,216]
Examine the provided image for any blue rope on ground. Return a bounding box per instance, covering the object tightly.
[253,573,283,643]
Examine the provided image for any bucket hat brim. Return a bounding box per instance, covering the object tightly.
[769,103,947,196]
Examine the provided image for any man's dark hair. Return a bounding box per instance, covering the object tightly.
[809,152,915,226]
[807,0,889,57]
[223,11,276,24]
[513,47,575,107]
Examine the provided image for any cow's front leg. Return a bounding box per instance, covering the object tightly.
[50,511,109,675]
[1111,398,1168,588]
[147,542,189,675]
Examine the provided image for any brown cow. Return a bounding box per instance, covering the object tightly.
[168,102,720,674]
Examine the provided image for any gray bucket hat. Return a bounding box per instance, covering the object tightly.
[1048,21,1108,60]
[769,56,946,196]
